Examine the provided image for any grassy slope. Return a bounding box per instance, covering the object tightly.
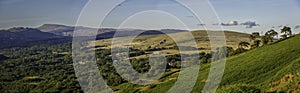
[113,35,300,92]
[217,35,300,92]
[94,30,250,52]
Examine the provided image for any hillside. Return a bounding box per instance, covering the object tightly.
[113,35,300,92]
[94,30,250,54]
[216,35,300,92]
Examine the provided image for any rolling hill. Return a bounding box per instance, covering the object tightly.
[94,30,250,54]
[111,34,300,92]
[216,35,300,92]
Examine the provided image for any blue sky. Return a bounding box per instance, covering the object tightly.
[0,0,86,28]
[0,0,300,33]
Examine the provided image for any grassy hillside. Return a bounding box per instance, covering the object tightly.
[94,30,250,54]
[112,35,300,92]
[217,35,300,92]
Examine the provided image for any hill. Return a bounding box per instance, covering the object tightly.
[113,34,300,92]
[37,24,101,36]
[94,30,250,54]
[37,24,73,32]
[216,35,300,92]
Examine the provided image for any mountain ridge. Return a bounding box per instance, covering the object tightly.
[0,27,68,49]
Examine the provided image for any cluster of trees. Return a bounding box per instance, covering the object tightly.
[214,26,294,58]
[251,26,293,48]
[231,26,294,56]
[260,26,292,46]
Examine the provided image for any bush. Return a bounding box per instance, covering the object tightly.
[233,48,248,55]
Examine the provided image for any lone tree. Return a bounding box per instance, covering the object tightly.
[281,26,292,39]
[265,29,278,42]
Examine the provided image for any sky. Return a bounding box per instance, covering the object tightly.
[0,0,300,33]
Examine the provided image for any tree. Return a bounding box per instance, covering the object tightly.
[270,29,278,39]
[251,40,261,49]
[281,26,292,39]
[233,48,248,55]
[260,36,268,46]
[238,41,250,49]
[226,46,234,57]
[200,56,208,63]
[265,29,278,42]
[249,32,261,48]
[249,32,260,41]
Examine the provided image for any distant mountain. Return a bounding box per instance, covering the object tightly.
[0,27,68,49]
[37,24,73,32]
[37,24,116,37]
[96,29,186,39]
[37,24,75,36]
[1,25,185,49]
[37,24,186,38]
